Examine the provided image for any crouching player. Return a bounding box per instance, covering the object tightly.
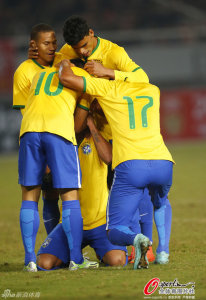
[58,60,174,269]
[37,107,127,270]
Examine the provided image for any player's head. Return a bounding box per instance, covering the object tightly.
[30,23,57,66]
[63,16,96,59]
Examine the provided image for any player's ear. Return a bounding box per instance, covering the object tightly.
[88,29,94,37]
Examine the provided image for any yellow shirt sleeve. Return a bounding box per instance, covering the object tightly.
[111,45,149,83]
[13,64,30,115]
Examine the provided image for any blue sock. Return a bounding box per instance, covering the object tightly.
[20,200,39,265]
[108,225,136,246]
[42,197,60,234]
[139,188,153,242]
[154,198,172,254]
[62,200,83,264]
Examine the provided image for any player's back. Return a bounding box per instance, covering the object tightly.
[84,78,173,169]
[20,66,87,145]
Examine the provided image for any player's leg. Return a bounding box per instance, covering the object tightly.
[37,223,70,270]
[153,197,172,264]
[18,132,46,271]
[41,171,60,234]
[43,133,84,267]
[85,224,127,266]
[106,161,151,269]
[149,160,173,264]
[139,189,155,262]
[60,189,83,265]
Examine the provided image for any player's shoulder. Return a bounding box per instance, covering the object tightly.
[59,44,78,59]
[99,36,122,50]
[15,59,34,71]
[149,83,160,94]
[14,59,40,78]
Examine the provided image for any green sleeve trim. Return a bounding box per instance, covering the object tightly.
[77,104,89,111]
[13,105,25,109]
[132,67,141,72]
[32,59,45,69]
[82,76,86,93]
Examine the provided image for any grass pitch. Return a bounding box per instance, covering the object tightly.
[0,141,206,299]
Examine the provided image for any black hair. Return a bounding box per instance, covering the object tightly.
[63,16,90,46]
[30,23,54,41]
[70,58,85,68]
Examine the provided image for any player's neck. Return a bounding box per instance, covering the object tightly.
[36,58,53,67]
[92,36,98,50]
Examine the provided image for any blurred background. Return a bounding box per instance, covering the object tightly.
[0,0,206,153]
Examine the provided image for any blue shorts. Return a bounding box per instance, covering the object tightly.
[37,223,127,264]
[18,132,81,188]
[107,159,173,230]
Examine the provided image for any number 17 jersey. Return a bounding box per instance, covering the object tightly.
[83,77,174,169]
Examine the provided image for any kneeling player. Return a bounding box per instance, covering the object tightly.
[37,111,127,270]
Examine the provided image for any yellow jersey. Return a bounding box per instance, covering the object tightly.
[83,76,174,169]
[19,66,88,144]
[60,37,149,83]
[58,116,111,230]
[13,52,65,115]
[78,133,109,230]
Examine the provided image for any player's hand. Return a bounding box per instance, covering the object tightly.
[28,40,38,59]
[87,113,95,129]
[84,60,108,77]
[55,59,74,68]
[59,59,74,75]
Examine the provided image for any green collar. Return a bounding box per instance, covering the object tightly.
[32,59,53,69]
[84,37,100,62]
[90,36,100,56]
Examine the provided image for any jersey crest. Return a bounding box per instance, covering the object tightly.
[81,142,92,155]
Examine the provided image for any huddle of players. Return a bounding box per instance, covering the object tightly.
[13,16,173,271]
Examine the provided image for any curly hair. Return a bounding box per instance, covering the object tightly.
[63,16,90,46]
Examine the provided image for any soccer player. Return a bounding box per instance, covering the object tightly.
[17,59,99,271]
[76,96,156,264]
[58,60,174,269]
[13,24,66,234]
[37,109,127,270]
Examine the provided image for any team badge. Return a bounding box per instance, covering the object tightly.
[81,142,92,155]
[42,238,52,248]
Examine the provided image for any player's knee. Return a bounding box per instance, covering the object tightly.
[37,254,56,270]
[103,250,126,266]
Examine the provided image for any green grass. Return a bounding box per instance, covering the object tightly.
[0,141,206,299]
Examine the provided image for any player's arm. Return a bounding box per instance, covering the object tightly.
[59,60,84,92]
[84,46,149,83]
[87,114,112,165]
[113,46,149,83]
[84,60,114,79]
[13,66,29,115]
[74,105,89,134]
[59,59,110,98]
